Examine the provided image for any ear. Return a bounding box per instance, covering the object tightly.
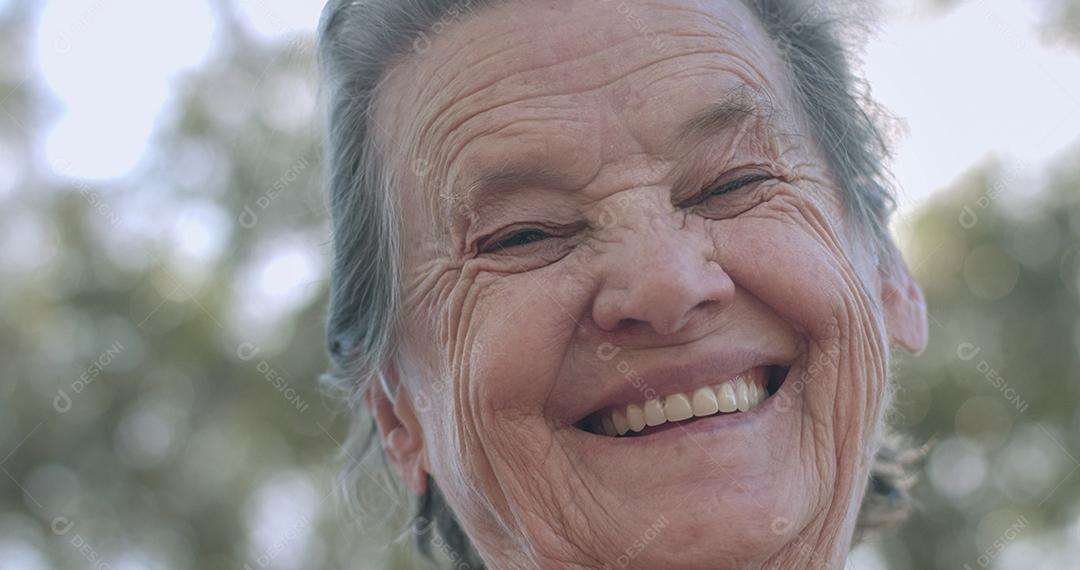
[880,242,928,354]
[367,368,429,496]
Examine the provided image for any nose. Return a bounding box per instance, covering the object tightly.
[590,211,735,335]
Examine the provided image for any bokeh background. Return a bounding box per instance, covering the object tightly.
[0,0,1078,568]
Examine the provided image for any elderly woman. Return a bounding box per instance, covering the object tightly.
[318,0,928,567]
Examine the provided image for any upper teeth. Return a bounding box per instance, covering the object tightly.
[595,376,767,437]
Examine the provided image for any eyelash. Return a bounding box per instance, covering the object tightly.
[687,172,773,207]
[478,172,773,255]
[483,228,553,253]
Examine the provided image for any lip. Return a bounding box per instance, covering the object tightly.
[567,344,801,427]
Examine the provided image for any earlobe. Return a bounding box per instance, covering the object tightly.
[367,370,429,496]
[881,245,929,354]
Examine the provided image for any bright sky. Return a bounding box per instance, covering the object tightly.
[29,0,1080,210]
[864,0,1080,216]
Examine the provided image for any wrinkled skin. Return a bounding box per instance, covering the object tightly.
[367,1,927,568]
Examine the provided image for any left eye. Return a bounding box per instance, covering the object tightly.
[701,173,773,200]
[482,228,553,253]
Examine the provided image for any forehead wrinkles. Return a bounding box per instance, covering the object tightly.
[376,0,791,239]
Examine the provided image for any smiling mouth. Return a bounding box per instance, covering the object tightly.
[576,365,790,437]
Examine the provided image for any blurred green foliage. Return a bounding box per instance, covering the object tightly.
[0,2,1077,569]
[874,159,1080,569]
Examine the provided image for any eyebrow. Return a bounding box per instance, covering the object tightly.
[667,86,775,152]
[451,159,577,222]
[462,162,573,203]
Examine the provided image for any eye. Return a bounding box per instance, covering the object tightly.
[704,172,773,199]
[481,228,554,253]
[699,172,773,202]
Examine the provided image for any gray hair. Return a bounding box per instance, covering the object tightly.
[318,0,914,566]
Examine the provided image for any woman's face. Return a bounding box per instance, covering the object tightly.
[370,0,926,567]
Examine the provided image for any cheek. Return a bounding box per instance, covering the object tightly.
[717,203,853,337]
[712,190,890,412]
[423,263,584,466]
[421,265,613,544]
[460,266,589,420]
